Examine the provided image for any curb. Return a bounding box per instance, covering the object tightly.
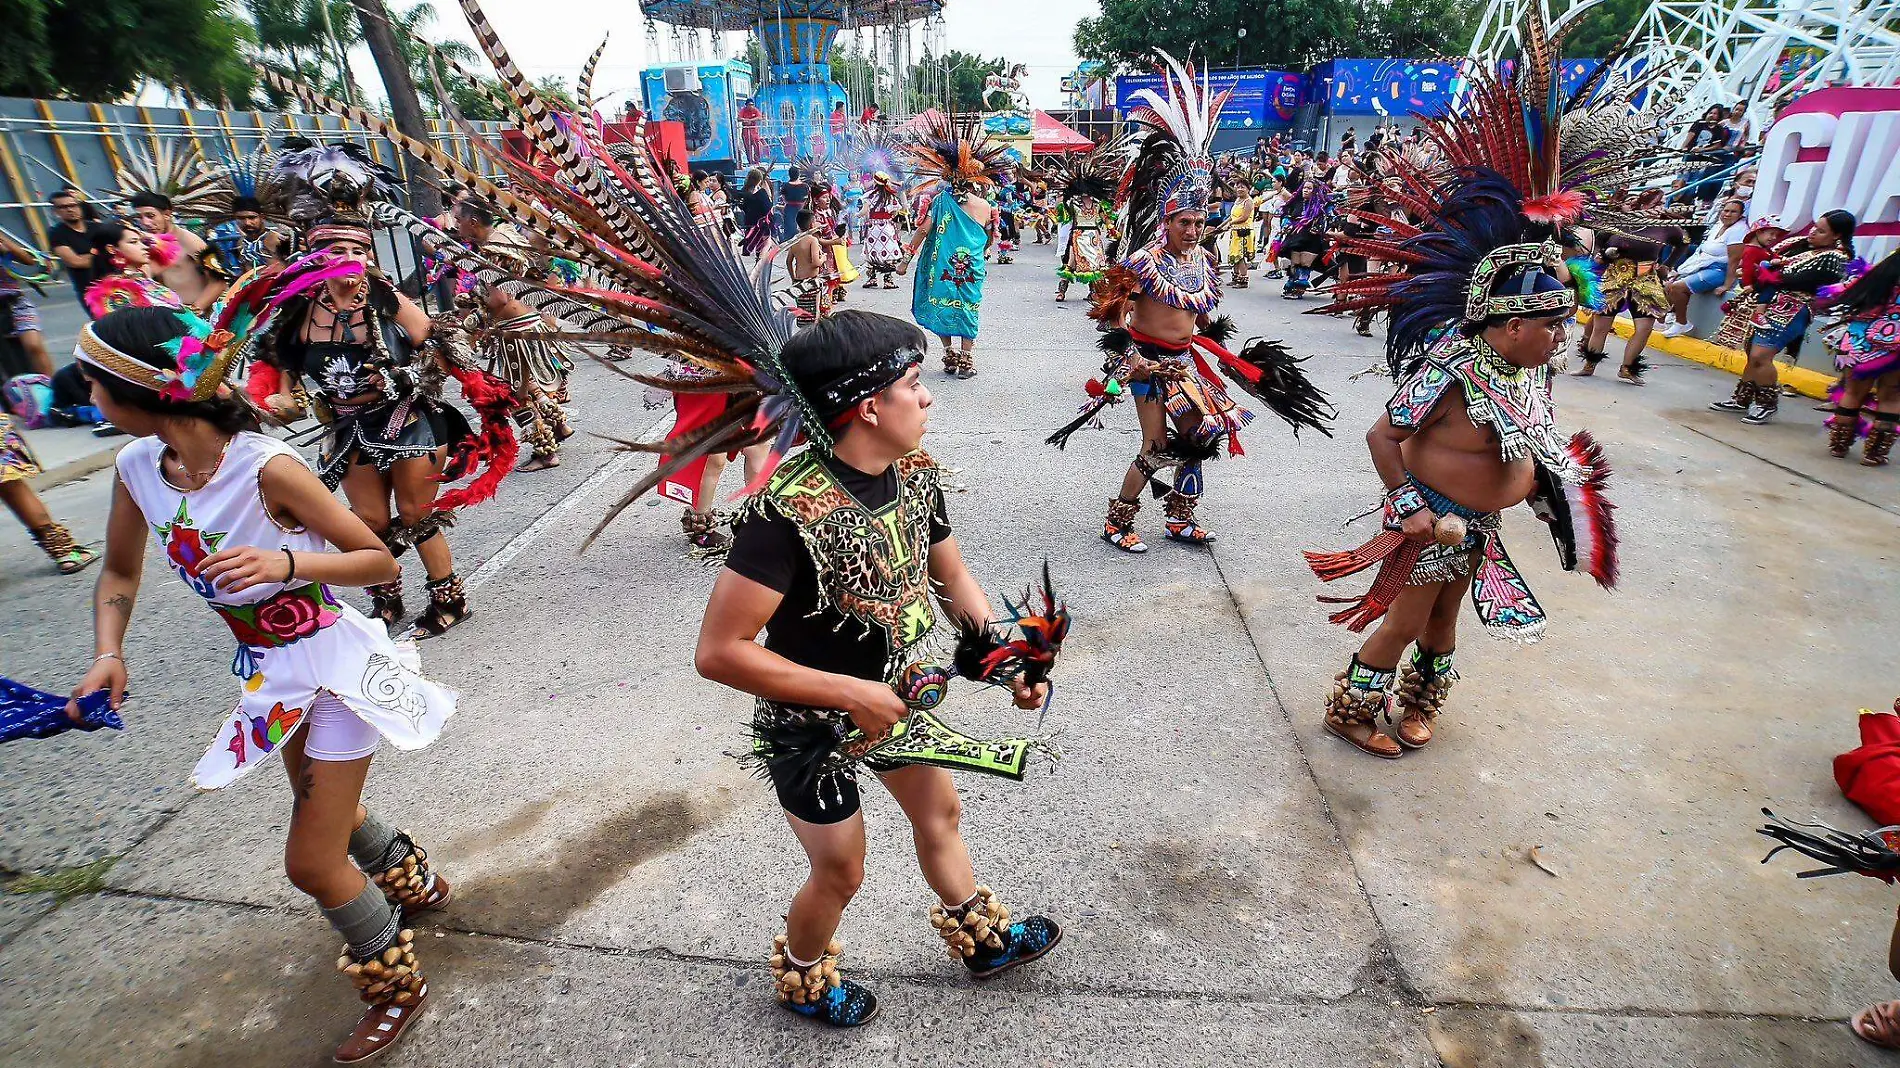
[1577,311,1835,400]
[29,445,119,492]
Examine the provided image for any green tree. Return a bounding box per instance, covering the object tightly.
[907,50,1006,114]
[1075,0,1469,72]
[2,0,257,103]
[247,0,360,106]
[531,76,577,113]
[1562,0,1649,60]
[1360,0,1478,59]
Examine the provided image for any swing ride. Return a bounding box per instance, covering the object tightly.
[638,0,945,168]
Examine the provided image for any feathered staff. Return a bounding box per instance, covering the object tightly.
[742,567,1072,800]
[1760,809,1900,882]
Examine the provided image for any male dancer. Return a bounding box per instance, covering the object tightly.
[267,22,1062,1027]
[697,311,1062,1026]
[1067,54,1333,552]
[1309,21,1624,758]
[785,210,832,321]
[129,192,230,315]
[208,196,295,275]
[1052,156,1112,303]
[450,200,572,471]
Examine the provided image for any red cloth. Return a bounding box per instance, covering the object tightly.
[658,391,728,510]
[1834,703,1900,826]
[245,361,281,408]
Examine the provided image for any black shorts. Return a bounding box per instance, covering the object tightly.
[755,702,898,824]
[769,757,899,824]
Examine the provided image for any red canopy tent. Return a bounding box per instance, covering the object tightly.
[1031,110,1095,155]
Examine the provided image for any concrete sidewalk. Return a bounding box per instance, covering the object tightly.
[2,241,1896,1068]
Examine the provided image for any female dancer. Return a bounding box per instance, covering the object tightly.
[84,222,183,316]
[1710,209,1855,424]
[1823,249,1900,464]
[2,412,96,573]
[739,168,776,261]
[249,215,475,637]
[68,305,455,1062]
[1576,189,1685,384]
[1277,176,1332,299]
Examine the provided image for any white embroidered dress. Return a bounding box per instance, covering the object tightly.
[115,432,455,789]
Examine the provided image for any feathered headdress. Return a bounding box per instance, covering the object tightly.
[1118,51,1230,243]
[76,264,282,403]
[1327,168,1570,376]
[839,125,912,183]
[107,141,233,220]
[1046,136,1123,204]
[205,139,295,225]
[901,112,1014,196]
[1318,14,1692,374]
[271,137,403,230]
[263,1,889,544]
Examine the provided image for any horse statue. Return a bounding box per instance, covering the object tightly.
[982,64,1031,113]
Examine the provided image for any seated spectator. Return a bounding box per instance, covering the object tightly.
[1663,197,1749,337]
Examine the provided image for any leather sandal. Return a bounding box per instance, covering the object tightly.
[1853,1000,1900,1049]
[333,928,428,1063]
[410,575,470,640]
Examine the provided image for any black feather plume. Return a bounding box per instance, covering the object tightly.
[1219,339,1336,438]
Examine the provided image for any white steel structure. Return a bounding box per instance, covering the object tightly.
[1469,0,1900,127]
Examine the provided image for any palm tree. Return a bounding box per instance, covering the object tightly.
[247,0,362,104]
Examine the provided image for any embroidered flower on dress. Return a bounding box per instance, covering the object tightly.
[254,586,337,642]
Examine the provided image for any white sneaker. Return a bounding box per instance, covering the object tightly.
[1661,322,1693,339]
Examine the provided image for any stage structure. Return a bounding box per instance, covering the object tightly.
[1468,0,1900,130]
[638,0,944,169]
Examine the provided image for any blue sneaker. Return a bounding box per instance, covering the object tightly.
[963,916,1063,980]
[782,977,880,1027]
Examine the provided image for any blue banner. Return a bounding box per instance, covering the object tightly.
[1114,69,1306,130]
[1311,58,1602,117]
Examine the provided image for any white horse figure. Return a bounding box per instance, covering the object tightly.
[983,63,1031,113]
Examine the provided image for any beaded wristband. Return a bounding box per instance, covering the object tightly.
[1384,482,1428,525]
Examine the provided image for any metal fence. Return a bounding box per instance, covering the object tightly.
[0,96,498,251]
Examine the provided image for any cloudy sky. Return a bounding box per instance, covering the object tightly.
[404,0,1099,111]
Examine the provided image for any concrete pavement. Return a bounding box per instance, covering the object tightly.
[2,241,1897,1067]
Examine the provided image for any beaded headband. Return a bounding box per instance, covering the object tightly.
[1464,241,1574,323]
[811,345,925,420]
[306,214,374,248]
[75,317,240,403]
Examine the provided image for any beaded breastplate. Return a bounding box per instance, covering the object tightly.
[1388,337,1584,481]
[1125,241,1219,315]
[754,449,941,676]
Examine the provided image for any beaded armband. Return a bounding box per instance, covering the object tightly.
[1383,483,1428,526]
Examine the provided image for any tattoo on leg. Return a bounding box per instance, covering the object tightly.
[293,767,316,813]
[102,593,132,616]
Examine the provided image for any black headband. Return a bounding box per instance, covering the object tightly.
[808,346,924,420]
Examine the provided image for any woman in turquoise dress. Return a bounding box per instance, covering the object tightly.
[903,186,994,378]
[897,116,1011,379]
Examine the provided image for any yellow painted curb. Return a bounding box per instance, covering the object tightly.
[1576,311,1835,400]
